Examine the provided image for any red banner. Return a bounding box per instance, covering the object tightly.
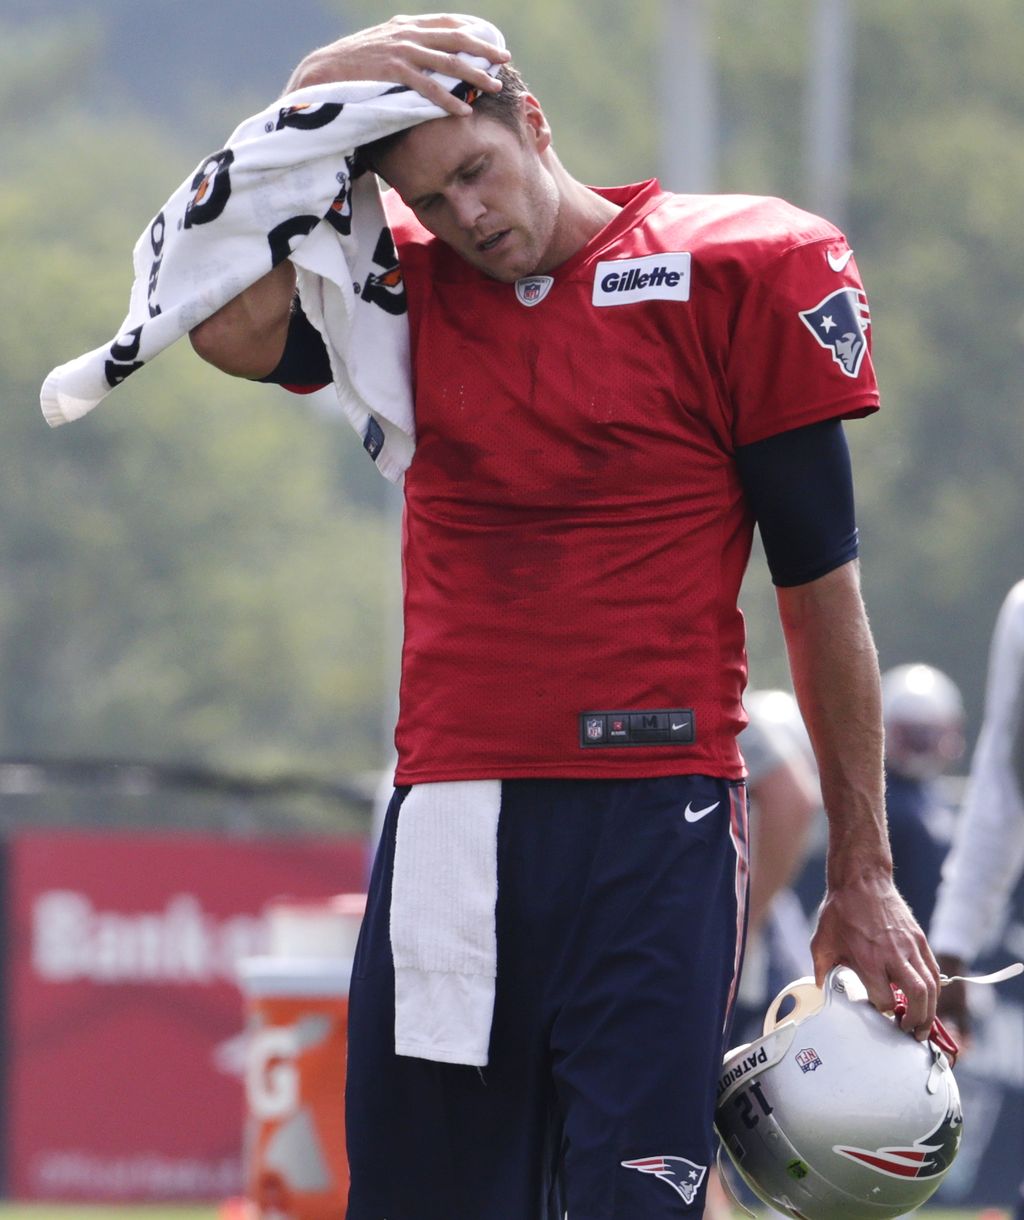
[4,830,367,1202]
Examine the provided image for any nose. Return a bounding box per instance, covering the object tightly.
[450,187,486,232]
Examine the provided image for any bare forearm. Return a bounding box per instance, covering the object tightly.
[775,560,939,1035]
[188,260,295,379]
[777,561,891,887]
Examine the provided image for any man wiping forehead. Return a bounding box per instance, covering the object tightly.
[190,14,940,1219]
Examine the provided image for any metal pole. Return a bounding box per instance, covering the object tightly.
[660,0,717,193]
[804,0,853,225]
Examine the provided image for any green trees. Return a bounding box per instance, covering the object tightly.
[2,67,399,781]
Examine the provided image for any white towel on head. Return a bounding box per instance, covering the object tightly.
[39,20,506,484]
[390,780,502,1066]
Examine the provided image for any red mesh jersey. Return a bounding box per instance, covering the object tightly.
[386,180,879,783]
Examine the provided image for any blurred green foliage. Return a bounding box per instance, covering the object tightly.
[3,1,1022,807]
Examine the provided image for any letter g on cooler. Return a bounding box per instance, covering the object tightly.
[247,1026,301,1122]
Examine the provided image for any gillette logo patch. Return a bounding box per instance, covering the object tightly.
[593,253,691,306]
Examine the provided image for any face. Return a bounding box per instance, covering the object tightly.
[377,101,562,282]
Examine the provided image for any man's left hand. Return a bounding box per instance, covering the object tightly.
[811,874,940,1039]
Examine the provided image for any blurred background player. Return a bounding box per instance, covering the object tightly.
[732,688,821,1039]
[930,583,1024,1027]
[929,580,1024,1220]
[881,662,966,931]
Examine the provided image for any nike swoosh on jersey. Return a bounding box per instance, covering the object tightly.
[827,248,854,273]
[684,800,720,823]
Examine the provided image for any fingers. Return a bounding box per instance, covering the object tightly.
[288,15,509,104]
[811,895,940,1040]
[386,42,505,117]
[403,15,512,64]
[385,14,510,86]
[885,957,939,1040]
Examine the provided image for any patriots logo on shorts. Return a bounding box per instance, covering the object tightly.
[621,1155,707,1204]
[798,287,871,378]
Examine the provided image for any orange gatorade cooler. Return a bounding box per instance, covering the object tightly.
[239,895,365,1220]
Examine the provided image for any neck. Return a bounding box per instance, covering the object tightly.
[539,158,621,272]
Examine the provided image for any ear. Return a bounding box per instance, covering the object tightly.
[522,94,552,153]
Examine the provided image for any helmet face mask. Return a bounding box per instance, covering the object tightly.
[715,968,963,1220]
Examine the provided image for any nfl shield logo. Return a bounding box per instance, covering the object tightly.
[795,1046,823,1073]
[515,275,554,307]
[585,716,605,741]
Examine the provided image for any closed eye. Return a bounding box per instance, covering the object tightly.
[460,157,488,183]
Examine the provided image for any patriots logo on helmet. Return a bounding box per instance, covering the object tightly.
[621,1156,707,1204]
[798,288,871,378]
[834,1099,963,1180]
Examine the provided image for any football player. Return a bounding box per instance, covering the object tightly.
[190,15,940,1218]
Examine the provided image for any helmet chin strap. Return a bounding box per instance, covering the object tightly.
[939,961,1023,987]
[891,961,1023,1068]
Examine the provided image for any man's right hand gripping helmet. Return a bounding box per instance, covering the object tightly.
[714,967,962,1220]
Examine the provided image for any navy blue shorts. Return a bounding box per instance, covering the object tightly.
[345,775,749,1220]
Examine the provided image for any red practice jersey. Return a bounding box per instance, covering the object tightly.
[384,179,878,784]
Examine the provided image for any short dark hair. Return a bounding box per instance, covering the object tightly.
[358,63,529,178]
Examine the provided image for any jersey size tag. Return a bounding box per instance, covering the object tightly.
[592,253,691,307]
[580,709,696,748]
[363,416,385,460]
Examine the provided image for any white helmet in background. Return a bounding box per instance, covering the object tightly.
[881,663,965,780]
[715,967,962,1220]
[743,688,814,765]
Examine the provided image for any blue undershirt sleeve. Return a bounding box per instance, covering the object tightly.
[734,418,859,587]
[257,298,332,388]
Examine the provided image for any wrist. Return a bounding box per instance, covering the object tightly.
[825,837,893,890]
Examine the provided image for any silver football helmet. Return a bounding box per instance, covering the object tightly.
[881,662,965,780]
[715,967,962,1220]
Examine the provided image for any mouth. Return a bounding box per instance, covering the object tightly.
[476,230,509,253]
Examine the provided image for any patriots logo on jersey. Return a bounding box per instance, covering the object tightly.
[798,287,871,378]
[621,1156,707,1204]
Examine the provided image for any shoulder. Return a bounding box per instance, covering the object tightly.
[652,191,847,278]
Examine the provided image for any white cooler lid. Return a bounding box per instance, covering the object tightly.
[237,954,354,997]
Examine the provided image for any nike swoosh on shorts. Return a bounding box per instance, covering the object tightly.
[683,801,720,823]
